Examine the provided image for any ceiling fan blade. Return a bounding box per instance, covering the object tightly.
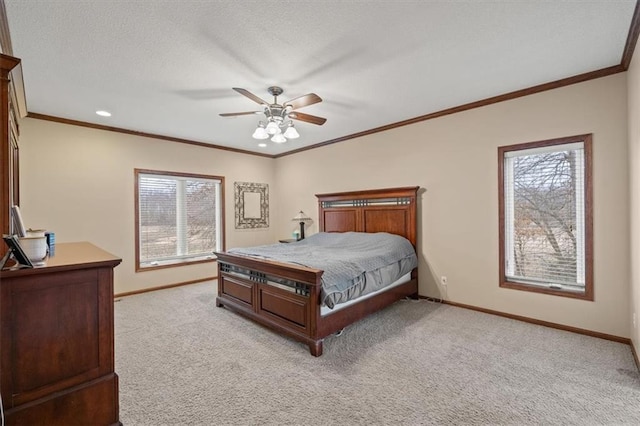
[284,93,322,110]
[219,111,260,117]
[289,111,327,126]
[233,88,269,105]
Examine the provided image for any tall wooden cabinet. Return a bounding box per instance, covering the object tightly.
[0,53,20,258]
[0,242,122,425]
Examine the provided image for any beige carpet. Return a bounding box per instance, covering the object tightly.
[115,281,640,425]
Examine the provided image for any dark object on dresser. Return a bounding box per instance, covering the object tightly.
[1,234,33,269]
[0,242,122,425]
[215,186,419,356]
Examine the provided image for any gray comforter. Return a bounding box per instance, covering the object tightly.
[228,232,417,308]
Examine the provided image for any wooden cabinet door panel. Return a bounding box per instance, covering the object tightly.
[5,374,119,426]
[2,268,114,407]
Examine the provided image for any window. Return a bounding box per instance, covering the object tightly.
[498,134,593,300]
[135,169,224,271]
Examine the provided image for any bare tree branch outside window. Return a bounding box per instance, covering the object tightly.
[512,151,578,283]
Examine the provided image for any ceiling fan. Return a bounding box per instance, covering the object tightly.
[220,86,326,143]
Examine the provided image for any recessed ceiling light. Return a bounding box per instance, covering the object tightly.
[96,110,111,117]
[258,143,267,148]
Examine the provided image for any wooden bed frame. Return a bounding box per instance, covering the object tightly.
[215,186,419,356]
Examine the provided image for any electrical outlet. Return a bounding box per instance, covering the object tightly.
[441,276,448,286]
[633,313,637,329]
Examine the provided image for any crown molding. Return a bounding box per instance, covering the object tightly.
[622,0,640,70]
[26,112,275,158]
[275,65,624,158]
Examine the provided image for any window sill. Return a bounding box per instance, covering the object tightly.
[500,279,593,301]
[136,256,216,273]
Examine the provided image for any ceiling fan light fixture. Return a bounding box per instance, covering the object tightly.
[283,123,300,139]
[271,133,287,143]
[221,86,326,145]
[252,123,269,139]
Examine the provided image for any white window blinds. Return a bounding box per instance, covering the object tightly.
[138,172,222,268]
[503,142,585,290]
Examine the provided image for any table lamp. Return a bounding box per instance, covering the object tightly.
[292,211,312,240]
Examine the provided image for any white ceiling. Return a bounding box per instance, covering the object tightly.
[4,1,637,157]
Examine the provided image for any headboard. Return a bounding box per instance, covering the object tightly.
[316,186,419,248]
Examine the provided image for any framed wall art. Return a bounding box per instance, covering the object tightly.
[234,182,269,229]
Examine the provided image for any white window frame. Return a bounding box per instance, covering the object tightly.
[135,169,224,272]
[498,135,593,300]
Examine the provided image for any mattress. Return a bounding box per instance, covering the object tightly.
[320,272,412,316]
[228,232,418,309]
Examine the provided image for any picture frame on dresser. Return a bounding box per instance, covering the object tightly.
[1,234,33,270]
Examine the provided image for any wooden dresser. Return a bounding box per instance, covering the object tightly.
[0,242,121,425]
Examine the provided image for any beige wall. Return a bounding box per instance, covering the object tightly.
[629,50,640,350]
[275,73,630,338]
[19,119,276,294]
[18,73,631,338]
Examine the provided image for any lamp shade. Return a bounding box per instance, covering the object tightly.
[265,120,280,135]
[283,123,300,139]
[292,211,312,222]
[271,133,287,143]
[252,124,269,139]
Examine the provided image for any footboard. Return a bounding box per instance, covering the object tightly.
[215,251,326,355]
